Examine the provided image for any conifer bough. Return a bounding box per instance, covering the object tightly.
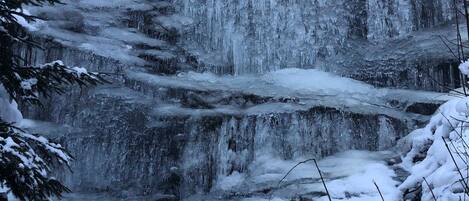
[0,0,106,200]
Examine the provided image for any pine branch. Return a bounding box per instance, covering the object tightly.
[0,1,107,200]
[0,118,72,201]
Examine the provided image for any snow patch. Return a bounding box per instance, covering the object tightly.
[459,60,469,76]
[263,68,375,95]
[399,96,469,200]
[12,9,43,31]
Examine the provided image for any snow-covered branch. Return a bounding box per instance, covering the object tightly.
[1,60,107,104]
[0,119,71,201]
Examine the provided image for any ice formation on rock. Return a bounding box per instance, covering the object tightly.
[9,0,466,200]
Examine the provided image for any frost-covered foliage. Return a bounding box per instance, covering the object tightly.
[1,60,105,104]
[0,84,73,200]
[1,0,106,104]
[399,96,469,200]
[0,119,72,201]
[0,0,105,200]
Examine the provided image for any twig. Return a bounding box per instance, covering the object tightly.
[451,116,469,123]
[313,159,332,201]
[464,152,469,201]
[425,71,466,95]
[442,136,469,195]
[463,0,469,43]
[277,159,315,187]
[441,36,469,49]
[454,0,464,60]
[440,35,460,60]
[454,0,468,96]
[276,159,332,201]
[440,112,469,150]
[373,181,385,201]
[450,140,469,165]
[423,177,438,201]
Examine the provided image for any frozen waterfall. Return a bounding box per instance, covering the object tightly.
[11,0,464,200]
[175,0,453,75]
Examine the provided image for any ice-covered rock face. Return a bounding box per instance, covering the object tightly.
[15,0,462,200]
[22,0,464,91]
[175,0,453,75]
[21,62,446,200]
[38,85,415,198]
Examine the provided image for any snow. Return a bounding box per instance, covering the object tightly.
[40,60,64,68]
[398,96,469,200]
[459,60,469,76]
[71,67,88,76]
[40,60,96,78]
[133,69,358,96]
[12,9,42,31]
[263,68,374,95]
[323,163,400,201]
[20,78,37,90]
[207,150,400,201]
[129,68,448,118]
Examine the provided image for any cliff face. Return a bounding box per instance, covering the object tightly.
[17,0,459,200]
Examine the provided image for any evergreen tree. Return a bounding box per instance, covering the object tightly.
[0,1,106,200]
